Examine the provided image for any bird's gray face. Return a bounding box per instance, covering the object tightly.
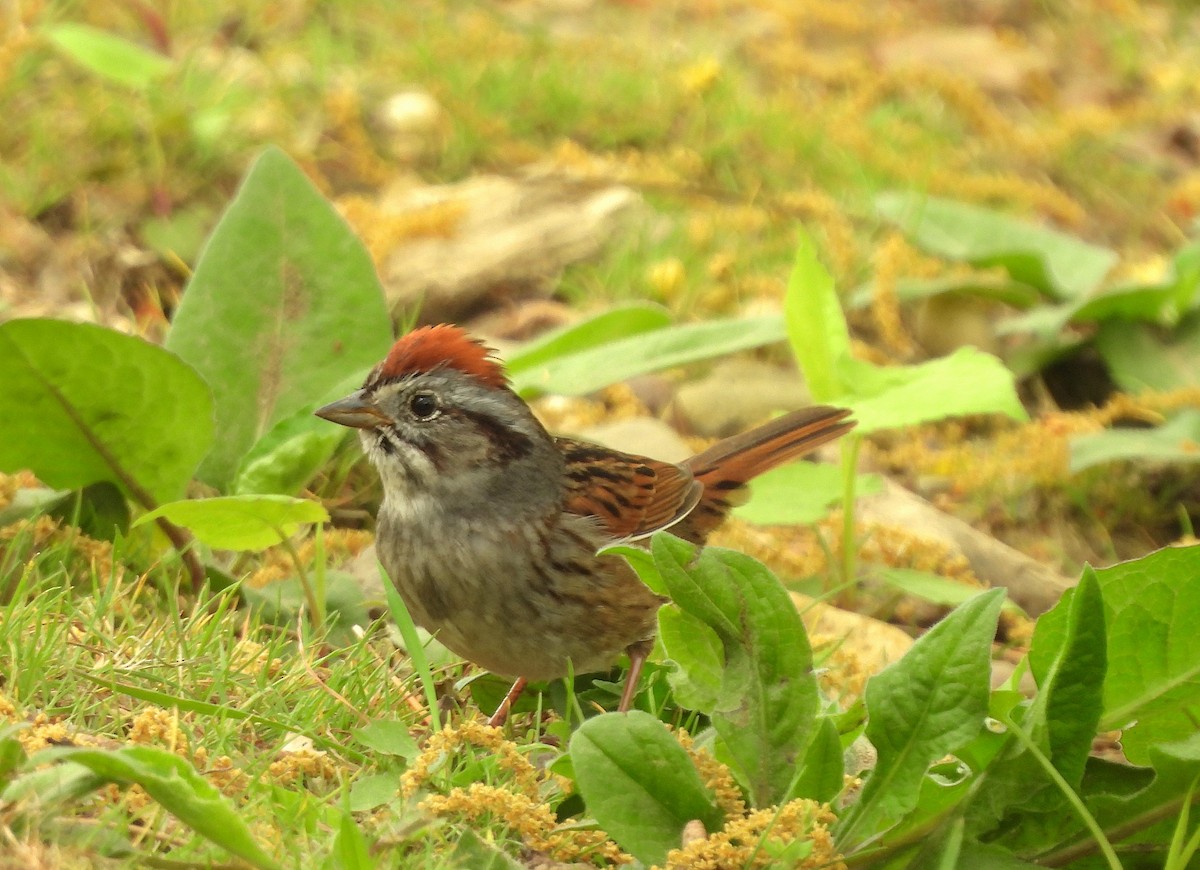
[315,368,564,510]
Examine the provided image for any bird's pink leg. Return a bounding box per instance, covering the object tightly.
[486,677,528,727]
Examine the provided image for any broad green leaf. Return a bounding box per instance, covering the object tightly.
[1069,410,1200,472]
[62,746,281,869]
[44,23,172,90]
[839,348,1027,433]
[970,571,1106,837]
[1094,313,1200,393]
[0,319,213,505]
[166,147,392,489]
[326,809,375,870]
[1090,546,1200,764]
[1084,732,1200,856]
[237,368,368,494]
[734,463,880,526]
[651,534,819,807]
[1001,252,1200,339]
[235,429,344,495]
[840,588,1004,844]
[510,316,786,397]
[353,721,419,760]
[504,304,671,378]
[785,229,852,402]
[876,192,1117,300]
[347,773,398,812]
[880,568,1027,616]
[793,717,844,803]
[0,725,26,787]
[657,606,724,710]
[1072,240,1200,326]
[0,758,104,807]
[570,711,723,866]
[1029,568,1107,788]
[135,494,328,551]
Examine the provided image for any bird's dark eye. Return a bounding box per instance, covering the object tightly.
[409,391,440,421]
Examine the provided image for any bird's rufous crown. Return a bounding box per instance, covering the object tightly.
[376,324,507,389]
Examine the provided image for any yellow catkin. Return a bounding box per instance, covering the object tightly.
[268,747,341,785]
[659,799,844,870]
[673,729,747,819]
[248,528,373,588]
[128,707,188,755]
[0,515,114,579]
[870,234,919,358]
[336,195,467,266]
[406,723,629,864]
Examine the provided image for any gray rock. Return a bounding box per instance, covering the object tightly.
[672,358,810,438]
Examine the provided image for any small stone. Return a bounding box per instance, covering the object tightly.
[671,358,810,438]
[572,417,692,463]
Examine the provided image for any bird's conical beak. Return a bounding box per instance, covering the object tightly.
[315,390,390,429]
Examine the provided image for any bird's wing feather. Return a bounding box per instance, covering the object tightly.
[556,437,701,541]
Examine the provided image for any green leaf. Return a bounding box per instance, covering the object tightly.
[236,369,367,494]
[347,772,398,812]
[792,717,844,803]
[651,534,819,807]
[135,494,328,551]
[1071,239,1200,326]
[44,23,172,90]
[839,348,1027,433]
[1069,410,1200,472]
[504,304,672,379]
[785,229,853,402]
[0,724,28,788]
[326,809,375,870]
[62,746,281,869]
[235,429,345,495]
[879,568,1027,616]
[1094,313,1200,393]
[166,147,392,489]
[1084,732,1200,857]
[1090,545,1200,764]
[569,711,724,866]
[509,316,786,397]
[1032,566,1104,792]
[353,721,419,760]
[876,192,1117,300]
[971,570,1107,836]
[0,319,213,505]
[0,758,105,807]
[734,463,880,526]
[840,588,1005,844]
[657,606,725,710]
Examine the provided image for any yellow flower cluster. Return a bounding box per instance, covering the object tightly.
[337,195,468,266]
[0,514,114,579]
[402,721,629,864]
[247,528,373,588]
[660,799,844,870]
[672,728,746,820]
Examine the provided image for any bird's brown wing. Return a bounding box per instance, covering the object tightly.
[556,437,702,541]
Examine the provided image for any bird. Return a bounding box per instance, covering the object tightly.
[316,324,854,725]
